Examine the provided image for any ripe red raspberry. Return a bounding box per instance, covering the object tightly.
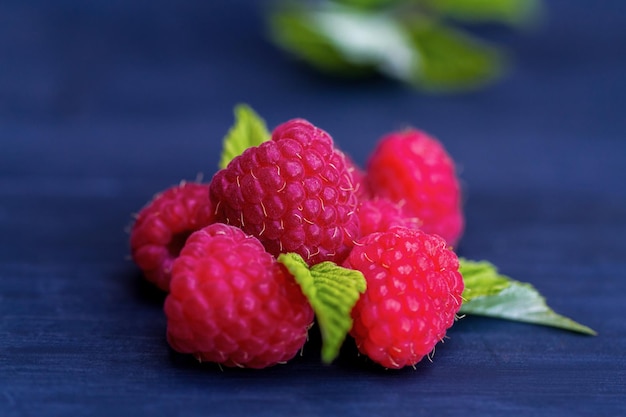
[366,129,464,246]
[356,197,421,237]
[129,182,215,291]
[344,227,464,369]
[209,118,360,265]
[164,223,314,369]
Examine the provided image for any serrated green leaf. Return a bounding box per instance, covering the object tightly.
[459,259,597,335]
[406,20,506,91]
[278,252,366,363]
[219,104,270,170]
[459,258,513,301]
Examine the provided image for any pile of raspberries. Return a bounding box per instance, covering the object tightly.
[130,118,465,370]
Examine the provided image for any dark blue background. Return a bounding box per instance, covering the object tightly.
[1,1,625,416]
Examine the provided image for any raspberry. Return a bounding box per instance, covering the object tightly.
[356,197,421,237]
[209,118,360,265]
[366,129,464,246]
[164,223,314,369]
[344,227,464,369]
[129,182,215,291]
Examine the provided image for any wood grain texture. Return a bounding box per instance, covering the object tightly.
[1,1,625,416]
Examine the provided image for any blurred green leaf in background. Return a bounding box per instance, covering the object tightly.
[266,0,544,92]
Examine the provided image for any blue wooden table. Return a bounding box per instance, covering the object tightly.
[2,1,625,415]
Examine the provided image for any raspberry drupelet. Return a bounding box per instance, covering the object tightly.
[356,197,422,237]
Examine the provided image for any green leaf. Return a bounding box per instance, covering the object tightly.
[333,0,396,11]
[268,4,419,81]
[406,20,506,91]
[422,0,543,27]
[219,104,271,170]
[278,252,367,363]
[460,258,512,300]
[266,0,544,92]
[459,259,597,335]
[268,6,377,77]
